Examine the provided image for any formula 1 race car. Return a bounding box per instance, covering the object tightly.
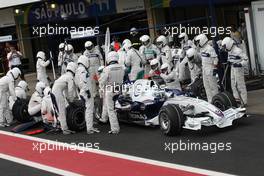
[11,79,246,136]
[90,79,246,136]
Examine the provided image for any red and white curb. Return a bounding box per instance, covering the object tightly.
[0,130,234,176]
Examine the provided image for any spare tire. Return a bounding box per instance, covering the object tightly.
[212,91,237,111]
[159,104,185,136]
[190,78,207,100]
[12,99,32,123]
[66,100,86,131]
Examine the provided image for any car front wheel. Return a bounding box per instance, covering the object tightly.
[159,104,185,136]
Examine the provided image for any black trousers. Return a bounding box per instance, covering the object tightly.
[11,64,24,80]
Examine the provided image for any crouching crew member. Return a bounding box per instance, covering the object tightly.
[0,68,21,127]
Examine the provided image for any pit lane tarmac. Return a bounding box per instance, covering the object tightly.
[0,113,263,176]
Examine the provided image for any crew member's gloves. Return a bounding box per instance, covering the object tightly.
[233,63,242,68]
[47,77,51,82]
[80,95,85,103]
[86,90,91,99]
[213,69,218,76]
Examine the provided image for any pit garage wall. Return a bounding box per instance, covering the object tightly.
[15,0,252,72]
[148,0,251,34]
[15,0,147,71]
[252,0,264,74]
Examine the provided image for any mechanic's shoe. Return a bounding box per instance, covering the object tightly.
[87,128,100,134]
[62,129,76,135]
[62,130,71,135]
[4,123,11,127]
[92,128,100,133]
[99,118,108,124]
[87,130,95,134]
[0,123,6,127]
[67,129,76,134]
[108,130,120,134]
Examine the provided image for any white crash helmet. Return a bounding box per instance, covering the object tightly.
[178,33,188,44]
[65,44,74,54]
[106,51,119,65]
[140,35,151,46]
[160,63,171,74]
[222,37,234,51]
[10,67,21,80]
[150,59,160,70]
[195,34,208,48]
[59,43,65,51]
[35,81,46,95]
[130,27,138,36]
[36,51,46,60]
[66,62,78,73]
[186,48,197,62]
[123,42,132,52]
[85,41,94,51]
[17,80,28,91]
[78,55,89,68]
[156,35,167,48]
[122,39,132,47]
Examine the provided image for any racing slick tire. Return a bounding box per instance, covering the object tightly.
[12,99,32,123]
[190,78,207,100]
[159,104,185,136]
[66,100,86,131]
[212,91,237,111]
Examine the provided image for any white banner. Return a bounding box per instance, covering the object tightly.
[70,30,95,39]
[0,35,12,42]
[0,0,40,9]
[116,0,145,13]
[0,8,15,28]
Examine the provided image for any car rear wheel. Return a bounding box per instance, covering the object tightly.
[212,91,237,111]
[190,78,207,100]
[12,99,32,123]
[66,100,86,131]
[159,104,185,136]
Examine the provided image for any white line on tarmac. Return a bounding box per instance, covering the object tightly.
[0,153,82,176]
[0,130,235,176]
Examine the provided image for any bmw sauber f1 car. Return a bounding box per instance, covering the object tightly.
[95,79,246,136]
[11,79,246,136]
